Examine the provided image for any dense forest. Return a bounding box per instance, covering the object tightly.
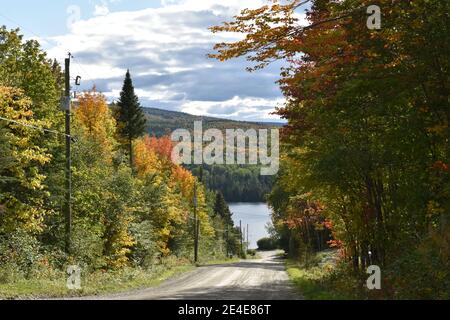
[143,107,278,202]
[189,165,274,202]
[0,26,245,292]
[211,0,449,299]
[142,107,280,137]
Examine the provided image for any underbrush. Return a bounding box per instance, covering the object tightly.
[0,256,193,299]
[287,232,450,300]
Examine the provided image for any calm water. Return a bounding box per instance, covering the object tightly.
[228,203,272,249]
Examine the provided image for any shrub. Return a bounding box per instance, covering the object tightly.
[129,221,159,268]
[71,222,106,270]
[0,231,41,282]
[257,237,278,251]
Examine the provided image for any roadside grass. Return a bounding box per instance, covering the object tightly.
[286,250,358,300]
[198,257,240,266]
[0,263,195,299]
[0,252,251,300]
[249,252,262,260]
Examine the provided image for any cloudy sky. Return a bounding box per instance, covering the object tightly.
[0,0,307,122]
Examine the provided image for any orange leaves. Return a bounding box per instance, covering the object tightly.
[171,165,195,198]
[432,161,449,172]
[134,135,176,177]
[76,88,114,137]
[133,137,161,177]
[143,135,173,161]
[209,0,302,70]
[134,135,196,199]
[74,88,116,159]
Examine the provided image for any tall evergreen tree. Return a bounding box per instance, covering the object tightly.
[214,192,233,227]
[116,70,147,168]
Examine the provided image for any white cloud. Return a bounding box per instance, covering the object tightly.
[94,4,110,16]
[45,1,301,121]
[181,96,285,121]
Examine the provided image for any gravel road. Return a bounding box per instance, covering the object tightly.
[84,251,301,300]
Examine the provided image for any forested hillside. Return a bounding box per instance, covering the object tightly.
[189,165,274,202]
[142,107,280,202]
[142,107,281,137]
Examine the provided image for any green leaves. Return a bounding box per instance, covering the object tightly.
[212,0,449,295]
[0,87,52,234]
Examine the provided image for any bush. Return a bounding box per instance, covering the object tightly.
[129,221,159,268]
[381,232,450,300]
[71,222,106,270]
[257,237,278,251]
[0,231,42,282]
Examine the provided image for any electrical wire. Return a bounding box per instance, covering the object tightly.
[72,57,98,89]
[0,116,71,138]
[0,12,43,41]
[0,12,97,90]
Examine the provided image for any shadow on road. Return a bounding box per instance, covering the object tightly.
[147,280,299,300]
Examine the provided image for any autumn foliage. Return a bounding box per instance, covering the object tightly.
[212,0,449,298]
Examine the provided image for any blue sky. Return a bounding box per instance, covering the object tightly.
[0,1,307,122]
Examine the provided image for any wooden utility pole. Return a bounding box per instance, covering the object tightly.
[193,182,199,263]
[64,54,72,254]
[240,220,243,257]
[225,225,229,258]
[247,224,249,250]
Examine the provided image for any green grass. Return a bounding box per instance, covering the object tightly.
[0,254,246,299]
[286,250,354,300]
[0,264,194,299]
[198,257,240,266]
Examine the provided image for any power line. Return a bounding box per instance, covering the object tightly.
[72,57,97,88]
[0,11,96,90]
[0,12,44,40]
[238,4,368,58]
[293,0,312,11]
[0,115,71,138]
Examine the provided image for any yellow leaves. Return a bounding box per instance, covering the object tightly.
[134,137,161,178]
[171,165,195,198]
[76,88,113,135]
[0,86,52,233]
[426,200,444,219]
[0,195,46,233]
[0,86,50,140]
[105,213,135,269]
[157,228,172,257]
[74,88,117,161]
[209,0,299,68]
[426,124,448,135]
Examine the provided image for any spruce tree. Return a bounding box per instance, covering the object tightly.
[116,70,147,168]
[214,192,233,227]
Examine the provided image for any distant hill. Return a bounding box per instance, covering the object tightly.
[139,107,283,202]
[142,107,283,137]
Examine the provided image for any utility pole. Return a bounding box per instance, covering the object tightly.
[64,53,72,254]
[247,224,249,250]
[240,220,243,257]
[193,182,199,263]
[225,225,229,259]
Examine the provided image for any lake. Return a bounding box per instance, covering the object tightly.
[228,202,272,249]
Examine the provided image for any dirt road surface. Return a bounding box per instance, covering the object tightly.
[83,251,301,300]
